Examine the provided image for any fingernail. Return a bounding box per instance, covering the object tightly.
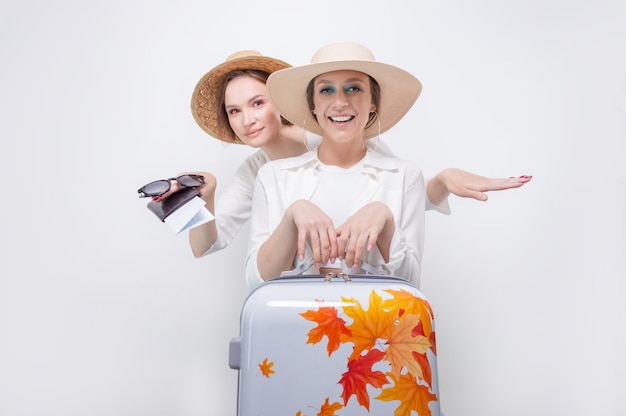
[352,263,360,271]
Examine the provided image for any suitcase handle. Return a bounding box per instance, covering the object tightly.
[324,271,351,282]
[280,258,388,277]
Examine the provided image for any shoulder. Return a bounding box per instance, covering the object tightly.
[365,151,424,186]
[365,150,419,171]
[234,149,271,178]
[258,150,318,175]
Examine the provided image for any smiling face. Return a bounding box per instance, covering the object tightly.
[311,70,376,144]
[224,75,283,148]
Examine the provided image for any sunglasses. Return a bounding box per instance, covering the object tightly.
[137,174,205,198]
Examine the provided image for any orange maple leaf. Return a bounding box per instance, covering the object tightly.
[413,351,433,387]
[385,312,431,380]
[338,348,389,410]
[429,330,437,356]
[376,372,438,416]
[316,397,343,416]
[341,290,394,359]
[383,289,434,339]
[258,357,275,378]
[301,302,352,356]
[411,320,438,357]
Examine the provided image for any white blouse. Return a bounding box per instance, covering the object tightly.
[201,149,270,255]
[245,149,427,290]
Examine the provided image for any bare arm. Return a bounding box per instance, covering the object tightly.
[427,168,532,206]
[257,200,338,281]
[188,173,218,257]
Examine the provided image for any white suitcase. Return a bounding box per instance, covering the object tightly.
[229,268,442,416]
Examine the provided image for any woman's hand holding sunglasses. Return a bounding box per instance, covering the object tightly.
[137,172,215,202]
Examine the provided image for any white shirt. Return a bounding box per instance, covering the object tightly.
[245,149,427,290]
[312,159,365,269]
[202,149,270,255]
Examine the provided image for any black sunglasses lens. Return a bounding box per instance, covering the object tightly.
[140,180,170,196]
[177,175,204,187]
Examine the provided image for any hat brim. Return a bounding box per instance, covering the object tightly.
[266,60,421,140]
[191,55,292,144]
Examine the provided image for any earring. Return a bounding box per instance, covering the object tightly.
[366,111,381,152]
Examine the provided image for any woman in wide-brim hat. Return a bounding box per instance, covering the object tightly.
[245,42,531,289]
[266,41,422,141]
[245,41,426,288]
[177,50,310,257]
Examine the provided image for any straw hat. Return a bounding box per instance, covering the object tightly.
[190,50,292,144]
[266,42,422,140]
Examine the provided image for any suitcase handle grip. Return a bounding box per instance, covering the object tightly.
[280,258,388,277]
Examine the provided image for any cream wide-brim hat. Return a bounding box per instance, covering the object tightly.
[266,42,422,140]
[190,50,292,144]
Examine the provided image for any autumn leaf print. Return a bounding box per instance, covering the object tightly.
[338,348,389,410]
[258,357,275,378]
[341,291,394,360]
[300,301,352,356]
[385,312,431,380]
[429,329,437,356]
[317,397,343,415]
[376,372,438,416]
[298,287,440,414]
[383,289,435,341]
[413,351,433,388]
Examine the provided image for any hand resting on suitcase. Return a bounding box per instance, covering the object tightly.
[257,200,395,281]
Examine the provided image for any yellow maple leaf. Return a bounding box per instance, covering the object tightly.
[341,290,394,359]
[376,372,438,416]
[383,289,434,338]
[258,357,275,378]
[385,312,431,380]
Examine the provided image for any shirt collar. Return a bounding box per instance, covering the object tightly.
[279,148,398,172]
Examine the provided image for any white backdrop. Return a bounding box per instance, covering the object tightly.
[2,1,625,415]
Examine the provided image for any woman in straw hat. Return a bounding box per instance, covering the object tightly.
[156,49,530,264]
[245,42,530,289]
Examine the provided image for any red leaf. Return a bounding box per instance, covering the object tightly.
[338,348,389,410]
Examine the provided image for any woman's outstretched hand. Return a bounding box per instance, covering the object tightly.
[428,168,532,205]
